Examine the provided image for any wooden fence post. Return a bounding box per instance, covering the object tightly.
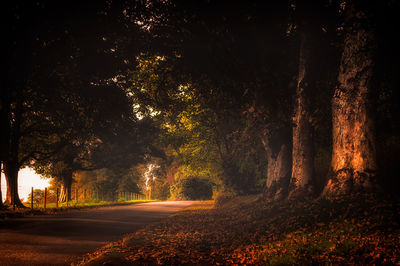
[31,187,34,210]
[44,187,47,209]
[56,187,59,208]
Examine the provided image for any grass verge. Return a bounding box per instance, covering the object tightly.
[0,200,154,219]
[76,194,400,265]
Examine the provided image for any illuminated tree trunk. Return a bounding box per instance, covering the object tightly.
[261,130,291,201]
[288,30,315,198]
[59,171,73,202]
[322,3,376,197]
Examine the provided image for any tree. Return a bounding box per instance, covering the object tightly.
[322,1,378,197]
[3,1,58,207]
[261,125,291,201]
[0,165,3,209]
[3,0,148,205]
[127,1,294,195]
[0,80,11,208]
[27,189,45,205]
[288,2,319,199]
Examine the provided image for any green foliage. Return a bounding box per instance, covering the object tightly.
[170,177,213,200]
[27,189,44,204]
[116,168,141,194]
[129,53,269,195]
[151,179,171,200]
[76,168,141,196]
[23,187,55,205]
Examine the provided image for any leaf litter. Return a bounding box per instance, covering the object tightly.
[76,194,400,265]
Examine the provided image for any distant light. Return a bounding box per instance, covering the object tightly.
[1,168,50,202]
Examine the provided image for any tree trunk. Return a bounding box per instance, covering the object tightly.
[1,87,11,209]
[0,164,3,209]
[261,130,291,201]
[59,171,73,202]
[4,89,25,208]
[4,161,24,207]
[322,3,377,198]
[288,30,315,198]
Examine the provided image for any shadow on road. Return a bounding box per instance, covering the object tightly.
[0,201,195,265]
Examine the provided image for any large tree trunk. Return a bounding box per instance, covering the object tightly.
[4,90,25,208]
[59,171,73,202]
[288,30,315,199]
[1,87,11,209]
[4,161,24,207]
[0,164,3,208]
[261,130,291,201]
[322,2,377,198]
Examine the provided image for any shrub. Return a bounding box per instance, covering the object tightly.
[170,177,213,200]
[152,180,171,200]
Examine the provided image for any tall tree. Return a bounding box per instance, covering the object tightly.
[0,87,11,208]
[288,2,322,198]
[261,124,292,201]
[322,1,377,197]
[3,0,142,206]
[131,0,296,195]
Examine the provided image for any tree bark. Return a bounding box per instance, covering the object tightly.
[322,2,377,198]
[4,162,24,207]
[0,87,11,209]
[288,30,315,199]
[4,90,25,208]
[59,171,73,202]
[0,164,3,208]
[261,130,291,201]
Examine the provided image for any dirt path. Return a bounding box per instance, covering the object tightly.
[0,201,195,265]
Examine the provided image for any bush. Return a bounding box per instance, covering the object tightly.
[170,177,213,200]
[152,180,171,200]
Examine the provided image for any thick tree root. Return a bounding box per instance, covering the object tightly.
[322,168,376,199]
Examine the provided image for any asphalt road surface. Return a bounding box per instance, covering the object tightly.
[0,201,195,265]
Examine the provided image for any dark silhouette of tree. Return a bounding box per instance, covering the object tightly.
[2,0,143,206]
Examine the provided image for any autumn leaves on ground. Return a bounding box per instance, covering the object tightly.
[77,194,400,265]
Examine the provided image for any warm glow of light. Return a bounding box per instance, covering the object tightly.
[144,163,158,191]
[1,167,51,202]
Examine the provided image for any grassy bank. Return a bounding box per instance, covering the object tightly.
[0,200,154,219]
[76,194,400,265]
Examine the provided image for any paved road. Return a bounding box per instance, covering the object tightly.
[0,201,195,265]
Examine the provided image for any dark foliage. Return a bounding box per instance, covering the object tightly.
[171,177,213,200]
